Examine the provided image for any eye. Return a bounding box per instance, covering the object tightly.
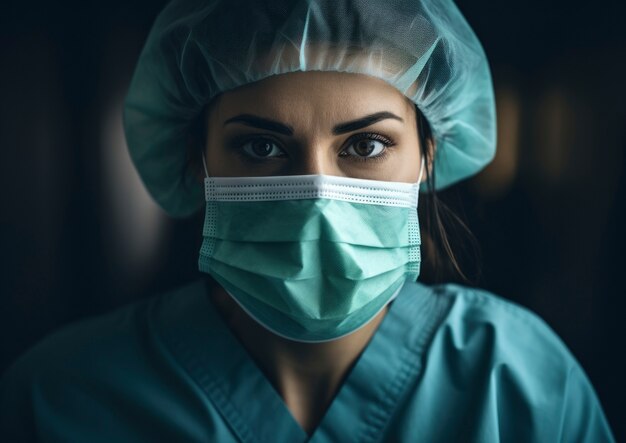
[241,138,285,159]
[341,133,394,159]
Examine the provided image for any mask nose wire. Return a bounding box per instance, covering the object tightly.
[201,151,210,179]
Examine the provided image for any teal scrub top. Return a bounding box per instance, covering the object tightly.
[0,280,616,442]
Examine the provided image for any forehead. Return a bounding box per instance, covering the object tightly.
[210,71,416,125]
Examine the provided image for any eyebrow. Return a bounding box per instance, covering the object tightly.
[223,111,403,136]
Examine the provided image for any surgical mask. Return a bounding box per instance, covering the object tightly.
[198,157,425,342]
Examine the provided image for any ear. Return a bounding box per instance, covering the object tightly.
[194,158,205,184]
[426,138,436,180]
[419,138,436,184]
[184,131,207,184]
[193,101,218,182]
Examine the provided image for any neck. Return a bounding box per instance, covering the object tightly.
[206,277,387,434]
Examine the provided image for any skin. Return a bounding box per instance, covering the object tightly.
[202,70,425,434]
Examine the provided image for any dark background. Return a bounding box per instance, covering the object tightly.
[1,0,624,439]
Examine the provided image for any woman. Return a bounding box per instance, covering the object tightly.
[0,0,616,441]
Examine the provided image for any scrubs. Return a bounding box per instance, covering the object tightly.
[0,279,615,442]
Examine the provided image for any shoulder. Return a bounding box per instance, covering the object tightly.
[428,283,586,393]
[408,283,615,442]
[435,284,572,367]
[4,292,155,384]
[2,280,203,375]
[0,280,206,440]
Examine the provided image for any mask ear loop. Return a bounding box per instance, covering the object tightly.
[416,158,425,206]
[201,151,210,179]
[417,158,425,184]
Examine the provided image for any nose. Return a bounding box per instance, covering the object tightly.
[289,147,340,176]
[293,156,325,175]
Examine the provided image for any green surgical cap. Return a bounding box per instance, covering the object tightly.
[124,0,496,217]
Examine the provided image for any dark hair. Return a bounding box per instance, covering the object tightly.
[415,105,481,284]
[185,99,480,284]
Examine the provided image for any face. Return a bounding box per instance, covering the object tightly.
[204,71,423,183]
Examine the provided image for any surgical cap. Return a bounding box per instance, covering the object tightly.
[124,0,496,217]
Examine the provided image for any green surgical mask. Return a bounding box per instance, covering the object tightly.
[198,162,425,342]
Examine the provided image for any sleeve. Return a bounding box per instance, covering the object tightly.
[558,363,616,443]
